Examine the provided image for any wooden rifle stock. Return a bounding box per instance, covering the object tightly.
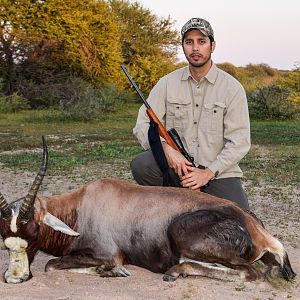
[146,108,179,151]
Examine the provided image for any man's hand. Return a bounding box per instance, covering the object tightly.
[181,166,215,190]
[162,142,192,178]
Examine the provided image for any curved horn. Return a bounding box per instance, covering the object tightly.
[18,136,48,222]
[0,192,11,219]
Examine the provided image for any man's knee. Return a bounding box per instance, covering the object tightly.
[130,151,163,186]
[130,152,147,181]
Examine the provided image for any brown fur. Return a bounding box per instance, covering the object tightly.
[0,178,296,282]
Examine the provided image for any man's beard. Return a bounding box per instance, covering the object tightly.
[186,53,211,68]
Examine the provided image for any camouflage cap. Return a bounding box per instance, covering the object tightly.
[181,18,214,40]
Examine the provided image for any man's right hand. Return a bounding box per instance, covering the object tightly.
[162,142,192,178]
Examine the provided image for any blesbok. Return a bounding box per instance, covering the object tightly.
[0,137,296,284]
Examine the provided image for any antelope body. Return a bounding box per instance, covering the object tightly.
[0,138,296,284]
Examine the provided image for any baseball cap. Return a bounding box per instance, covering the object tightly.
[181,18,214,40]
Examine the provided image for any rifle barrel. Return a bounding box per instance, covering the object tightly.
[121,65,179,151]
[121,65,150,109]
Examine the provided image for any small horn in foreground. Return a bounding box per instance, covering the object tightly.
[19,136,48,222]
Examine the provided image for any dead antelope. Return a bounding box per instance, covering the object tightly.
[0,137,296,284]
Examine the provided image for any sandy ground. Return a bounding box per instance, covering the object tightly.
[0,165,299,300]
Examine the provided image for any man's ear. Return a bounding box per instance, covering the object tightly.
[211,41,216,53]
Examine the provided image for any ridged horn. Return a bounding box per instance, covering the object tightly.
[0,192,11,219]
[18,136,48,222]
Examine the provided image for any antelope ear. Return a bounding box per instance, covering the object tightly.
[43,212,80,236]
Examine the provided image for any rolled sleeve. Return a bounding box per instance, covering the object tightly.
[133,105,149,149]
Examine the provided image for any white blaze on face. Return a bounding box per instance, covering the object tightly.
[4,237,30,284]
[10,209,18,233]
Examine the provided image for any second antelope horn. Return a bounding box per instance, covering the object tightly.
[19,136,48,222]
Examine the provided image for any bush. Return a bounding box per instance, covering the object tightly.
[217,63,239,78]
[24,83,135,122]
[278,64,300,104]
[17,75,91,109]
[17,73,136,110]
[58,83,134,121]
[248,85,300,120]
[0,93,30,113]
[245,63,276,77]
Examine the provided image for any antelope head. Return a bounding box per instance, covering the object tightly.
[0,137,79,283]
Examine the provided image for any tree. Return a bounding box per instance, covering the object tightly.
[0,0,123,95]
[109,0,180,94]
[0,0,36,93]
[1,0,182,109]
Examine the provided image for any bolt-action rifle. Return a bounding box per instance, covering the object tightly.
[121,65,199,168]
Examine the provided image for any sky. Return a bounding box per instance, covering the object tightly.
[133,0,300,70]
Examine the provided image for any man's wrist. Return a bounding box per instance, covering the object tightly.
[205,168,216,181]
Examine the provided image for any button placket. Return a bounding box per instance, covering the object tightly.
[193,83,202,126]
[188,79,202,146]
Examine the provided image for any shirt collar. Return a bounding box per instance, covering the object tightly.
[181,62,218,84]
[181,67,190,81]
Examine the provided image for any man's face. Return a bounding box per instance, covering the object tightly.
[183,29,215,68]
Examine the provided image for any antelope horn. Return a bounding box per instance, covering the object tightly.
[19,136,48,222]
[0,192,11,219]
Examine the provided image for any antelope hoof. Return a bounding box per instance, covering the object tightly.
[163,274,177,282]
[111,265,131,277]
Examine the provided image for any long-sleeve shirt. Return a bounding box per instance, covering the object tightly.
[133,63,251,179]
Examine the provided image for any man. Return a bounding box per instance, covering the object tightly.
[130,17,251,210]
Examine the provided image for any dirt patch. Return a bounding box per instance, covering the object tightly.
[0,165,299,300]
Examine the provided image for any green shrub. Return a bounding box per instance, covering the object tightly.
[24,83,135,122]
[278,64,300,104]
[248,85,300,120]
[0,93,30,113]
[217,63,239,79]
[17,72,136,114]
[18,75,91,109]
[245,63,276,77]
[58,83,134,121]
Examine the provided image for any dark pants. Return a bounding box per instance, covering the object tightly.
[130,150,249,210]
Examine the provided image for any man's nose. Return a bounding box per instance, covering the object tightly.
[192,43,199,51]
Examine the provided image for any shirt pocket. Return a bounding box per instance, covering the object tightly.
[166,98,191,132]
[201,101,226,134]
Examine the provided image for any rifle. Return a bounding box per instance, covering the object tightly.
[121,65,198,168]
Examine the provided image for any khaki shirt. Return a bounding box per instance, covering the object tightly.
[133,63,251,179]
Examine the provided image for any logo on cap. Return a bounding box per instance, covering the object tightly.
[181,18,214,40]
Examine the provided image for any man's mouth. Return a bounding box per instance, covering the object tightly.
[190,54,202,60]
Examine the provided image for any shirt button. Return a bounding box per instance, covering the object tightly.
[194,121,197,124]
[195,104,199,107]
